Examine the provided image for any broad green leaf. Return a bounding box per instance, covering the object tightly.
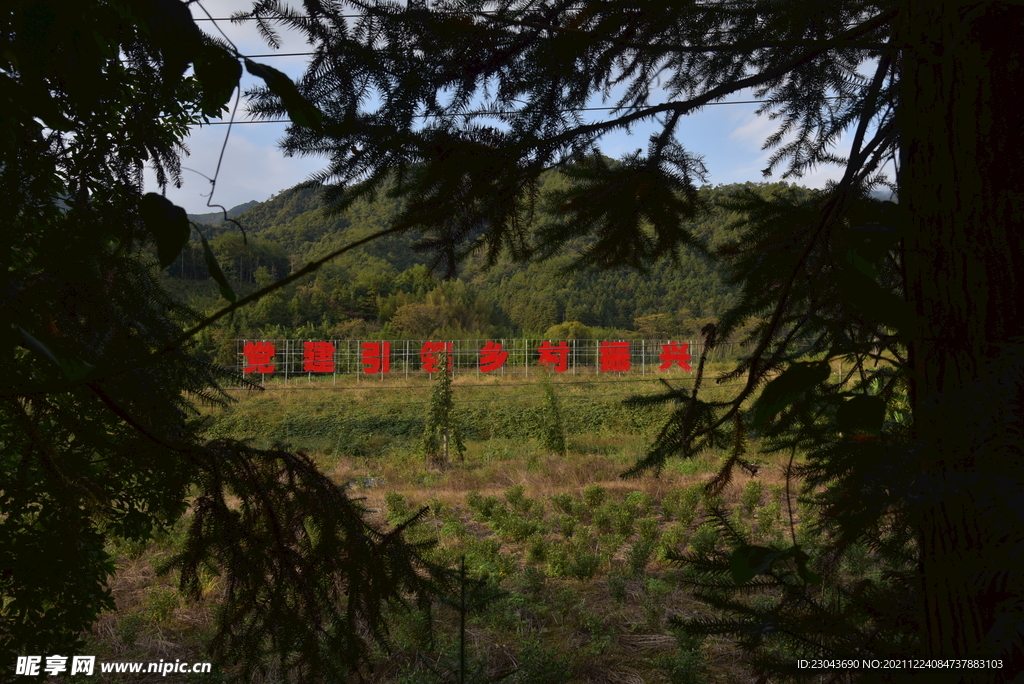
[194,44,241,117]
[845,248,879,279]
[245,59,323,131]
[838,207,915,334]
[752,361,831,427]
[836,266,917,336]
[135,0,204,83]
[0,73,74,132]
[844,218,900,279]
[845,220,900,265]
[837,395,886,435]
[59,357,97,382]
[729,544,780,584]
[20,327,60,367]
[730,544,822,586]
[140,193,190,268]
[20,328,95,381]
[789,546,823,585]
[200,234,236,303]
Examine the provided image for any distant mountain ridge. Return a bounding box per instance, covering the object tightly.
[166,178,897,347]
[187,200,260,225]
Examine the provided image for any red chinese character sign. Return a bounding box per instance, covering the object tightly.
[243,341,275,373]
[421,341,453,372]
[479,341,508,372]
[240,339,697,376]
[658,342,692,371]
[362,342,391,374]
[537,341,570,372]
[599,341,631,372]
[303,341,335,372]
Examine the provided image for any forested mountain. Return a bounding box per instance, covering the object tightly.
[170,177,818,361]
[186,200,260,226]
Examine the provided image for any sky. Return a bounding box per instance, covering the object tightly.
[152,1,891,215]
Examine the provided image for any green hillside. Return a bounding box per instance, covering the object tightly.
[185,200,260,226]
[170,177,818,363]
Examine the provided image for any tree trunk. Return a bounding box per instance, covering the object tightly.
[899,1,1024,677]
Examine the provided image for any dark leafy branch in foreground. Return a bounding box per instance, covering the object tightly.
[166,440,448,681]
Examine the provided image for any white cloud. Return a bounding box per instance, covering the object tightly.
[146,123,329,214]
[140,2,332,213]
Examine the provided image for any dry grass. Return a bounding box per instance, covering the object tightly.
[84,374,809,683]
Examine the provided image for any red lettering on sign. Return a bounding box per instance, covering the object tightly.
[599,341,631,372]
[362,341,391,374]
[658,342,692,371]
[243,341,275,373]
[537,341,570,372]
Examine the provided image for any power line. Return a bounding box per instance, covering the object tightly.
[192,5,769,22]
[198,98,832,125]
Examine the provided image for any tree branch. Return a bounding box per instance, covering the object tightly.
[531,10,898,153]
[473,9,902,54]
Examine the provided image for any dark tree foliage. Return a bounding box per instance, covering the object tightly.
[241,0,1024,680]
[1,1,446,678]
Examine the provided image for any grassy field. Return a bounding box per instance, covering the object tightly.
[81,366,831,683]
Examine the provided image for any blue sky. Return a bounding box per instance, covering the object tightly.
[155,1,891,215]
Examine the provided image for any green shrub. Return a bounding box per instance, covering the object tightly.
[546,546,570,577]
[637,516,661,543]
[144,586,179,623]
[384,491,411,525]
[465,537,516,579]
[440,517,467,540]
[612,504,635,537]
[581,484,606,508]
[662,484,703,526]
[427,496,445,517]
[504,483,526,508]
[539,372,568,457]
[689,522,720,556]
[592,506,614,534]
[659,523,690,560]
[526,535,548,564]
[607,572,628,603]
[654,632,707,684]
[114,612,145,648]
[495,515,543,543]
[568,547,601,581]
[510,638,571,684]
[466,490,506,522]
[740,479,764,517]
[624,490,654,517]
[627,539,656,578]
[517,565,547,595]
[597,533,624,567]
[504,484,539,518]
[558,515,576,538]
[729,507,752,540]
[546,537,600,580]
[756,499,784,543]
[549,492,576,516]
[642,578,673,628]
